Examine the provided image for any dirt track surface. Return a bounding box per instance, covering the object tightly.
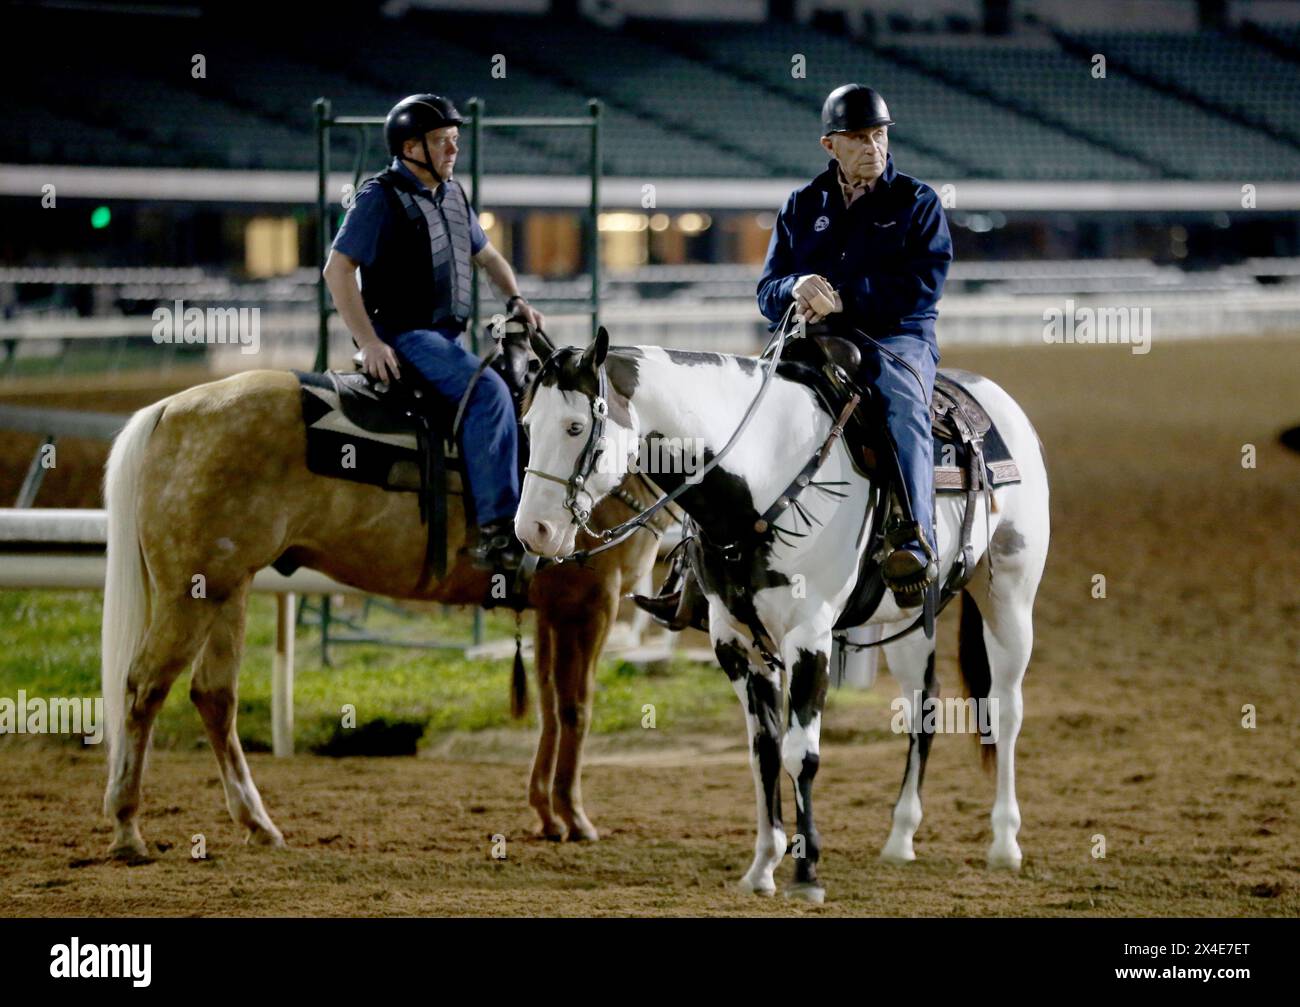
[2,338,1298,917]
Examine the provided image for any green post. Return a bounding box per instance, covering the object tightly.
[468,97,482,356]
[589,98,602,340]
[314,97,331,372]
[314,99,334,653]
[305,99,605,655]
[467,97,484,648]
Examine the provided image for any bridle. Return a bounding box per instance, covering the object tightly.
[522,357,611,539]
[522,305,799,564]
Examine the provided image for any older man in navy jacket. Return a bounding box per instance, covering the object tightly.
[757,83,953,605]
[634,83,952,629]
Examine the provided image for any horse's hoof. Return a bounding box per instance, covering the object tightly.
[107,830,150,862]
[737,875,776,896]
[987,846,1022,871]
[246,825,286,848]
[564,821,599,842]
[784,882,826,904]
[107,843,153,864]
[532,820,567,842]
[878,845,916,866]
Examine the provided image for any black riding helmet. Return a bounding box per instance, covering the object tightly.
[821,83,895,135]
[385,94,464,175]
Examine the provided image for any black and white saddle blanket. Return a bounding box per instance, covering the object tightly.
[290,367,476,587]
[293,368,464,493]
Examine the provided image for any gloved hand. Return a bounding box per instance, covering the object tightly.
[792,274,843,323]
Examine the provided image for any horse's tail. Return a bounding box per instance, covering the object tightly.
[957,589,997,771]
[101,398,169,759]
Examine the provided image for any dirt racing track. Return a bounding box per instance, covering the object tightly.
[1,337,1297,916]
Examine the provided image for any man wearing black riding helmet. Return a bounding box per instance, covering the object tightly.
[635,83,953,630]
[323,94,542,571]
[758,83,953,608]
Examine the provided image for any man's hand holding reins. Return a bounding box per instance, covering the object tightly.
[793,274,843,323]
[507,294,545,332]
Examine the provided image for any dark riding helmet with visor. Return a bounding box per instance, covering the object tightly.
[385,94,464,176]
[821,83,895,135]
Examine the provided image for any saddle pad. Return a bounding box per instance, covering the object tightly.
[932,369,1020,494]
[293,369,461,493]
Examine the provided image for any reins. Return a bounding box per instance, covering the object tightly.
[531,303,801,565]
[521,309,975,654]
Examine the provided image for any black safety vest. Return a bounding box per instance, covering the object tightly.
[359,167,475,335]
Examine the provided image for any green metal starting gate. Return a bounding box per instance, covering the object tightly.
[306,95,603,661]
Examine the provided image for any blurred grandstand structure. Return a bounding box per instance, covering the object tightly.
[3,0,1300,369]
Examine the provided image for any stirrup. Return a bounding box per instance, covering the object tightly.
[631,569,708,633]
[881,516,938,603]
[469,526,523,573]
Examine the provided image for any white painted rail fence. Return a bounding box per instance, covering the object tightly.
[0,508,696,755]
[0,507,369,756]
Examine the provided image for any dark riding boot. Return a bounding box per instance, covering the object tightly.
[469,519,524,572]
[882,516,938,609]
[632,567,710,633]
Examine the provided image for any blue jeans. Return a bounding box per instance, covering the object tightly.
[857,335,939,552]
[391,328,519,527]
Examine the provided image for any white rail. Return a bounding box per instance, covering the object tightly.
[0,508,367,756]
[0,508,685,755]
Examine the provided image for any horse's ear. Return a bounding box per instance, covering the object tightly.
[528,328,553,363]
[579,326,609,372]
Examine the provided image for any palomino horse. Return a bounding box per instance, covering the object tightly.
[100,338,662,859]
[516,329,1050,901]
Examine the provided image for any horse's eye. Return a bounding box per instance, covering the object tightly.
[567,422,584,436]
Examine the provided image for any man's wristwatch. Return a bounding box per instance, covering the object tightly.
[506,294,527,313]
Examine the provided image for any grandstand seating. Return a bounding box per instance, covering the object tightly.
[4,6,1300,181]
[889,39,1300,179]
[1246,21,1300,54]
[1068,30,1300,145]
[653,21,1154,180]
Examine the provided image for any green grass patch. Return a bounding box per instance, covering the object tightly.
[0,590,751,751]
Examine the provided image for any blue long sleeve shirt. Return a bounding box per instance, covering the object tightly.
[756,154,952,347]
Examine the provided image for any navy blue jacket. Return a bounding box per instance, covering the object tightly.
[757,154,952,347]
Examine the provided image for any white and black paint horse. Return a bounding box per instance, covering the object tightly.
[516,329,1049,901]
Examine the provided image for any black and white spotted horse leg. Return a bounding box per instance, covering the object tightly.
[781,624,832,903]
[879,629,939,864]
[711,608,786,896]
